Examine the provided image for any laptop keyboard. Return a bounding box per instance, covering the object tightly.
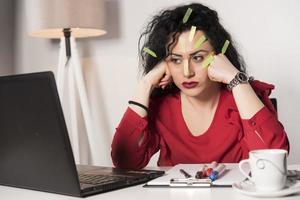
[79,174,127,185]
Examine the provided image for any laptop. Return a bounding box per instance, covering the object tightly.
[0,71,164,197]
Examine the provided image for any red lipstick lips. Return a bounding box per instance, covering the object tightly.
[182,81,198,89]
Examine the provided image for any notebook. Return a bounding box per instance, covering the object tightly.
[0,71,164,197]
[145,163,250,187]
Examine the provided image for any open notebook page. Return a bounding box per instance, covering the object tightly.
[146,163,250,186]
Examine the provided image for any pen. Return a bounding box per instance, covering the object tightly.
[211,161,218,168]
[209,164,226,181]
[179,169,192,178]
[205,167,213,177]
[195,164,207,179]
[195,171,203,179]
[204,161,219,177]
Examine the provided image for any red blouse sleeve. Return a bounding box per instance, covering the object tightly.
[111,107,160,169]
[240,81,290,152]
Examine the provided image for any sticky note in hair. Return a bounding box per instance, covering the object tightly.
[221,40,230,54]
[143,47,157,58]
[202,54,214,68]
[194,35,206,49]
[183,8,193,23]
[189,26,196,42]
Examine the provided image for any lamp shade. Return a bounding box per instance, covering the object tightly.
[27,0,106,38]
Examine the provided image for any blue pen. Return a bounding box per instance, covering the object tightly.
[209,164,226,181]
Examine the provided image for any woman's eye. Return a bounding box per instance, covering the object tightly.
[192,55,204,62]
[171,58,182,64]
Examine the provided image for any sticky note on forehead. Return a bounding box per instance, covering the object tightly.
[202,54,214,68]
[183,8,193,23]
[143,47,157,58]
[194,35,206,49]
[189,26,196,42]
[221,40,230,54]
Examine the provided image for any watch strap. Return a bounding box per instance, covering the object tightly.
[227,72,254,90]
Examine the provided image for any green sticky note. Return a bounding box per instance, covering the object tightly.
[194,35,206,49]
[182,8,193,23]
[221,40,230,54]
[202,54,214,68]
[143,47,157,58]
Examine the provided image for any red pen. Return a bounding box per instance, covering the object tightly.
[211,161,218,168]
[204,161,219,177]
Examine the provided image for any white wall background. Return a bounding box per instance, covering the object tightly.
[4,0,300,166]
[0,0,15,75]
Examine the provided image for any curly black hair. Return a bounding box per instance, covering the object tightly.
[138,3,246,96]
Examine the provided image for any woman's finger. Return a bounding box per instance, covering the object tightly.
[160,76,168,82]
[159,81,168,87]
[161,73,172,82]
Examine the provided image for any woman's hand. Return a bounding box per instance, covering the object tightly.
[207,54,239,84]
[143,61,172,89]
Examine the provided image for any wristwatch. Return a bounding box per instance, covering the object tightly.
[227,72,254,90]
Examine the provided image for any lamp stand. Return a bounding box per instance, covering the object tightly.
[56,35,96,164]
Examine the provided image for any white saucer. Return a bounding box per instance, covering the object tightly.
[232,179,300,198]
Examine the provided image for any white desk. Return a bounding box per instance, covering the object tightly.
[1,165,300,200]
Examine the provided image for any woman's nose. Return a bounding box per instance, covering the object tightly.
[183,59,195,78]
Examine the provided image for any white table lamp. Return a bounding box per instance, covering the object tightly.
[28,0,106,164]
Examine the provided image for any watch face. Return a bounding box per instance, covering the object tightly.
[237,72,248,82]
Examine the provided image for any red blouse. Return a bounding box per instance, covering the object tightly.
[111,81,289,169]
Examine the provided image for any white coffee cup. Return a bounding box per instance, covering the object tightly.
[239,149,287,191]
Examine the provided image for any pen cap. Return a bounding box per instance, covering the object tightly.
[209,164,226,181]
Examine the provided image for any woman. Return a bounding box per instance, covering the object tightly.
[111,3,289,169]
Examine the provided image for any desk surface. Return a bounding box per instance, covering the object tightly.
[1,165,300,200]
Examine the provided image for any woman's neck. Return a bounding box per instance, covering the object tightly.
[181,84,221,110]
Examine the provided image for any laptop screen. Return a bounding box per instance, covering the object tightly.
[0,72,165,197]
[0,72,81,196]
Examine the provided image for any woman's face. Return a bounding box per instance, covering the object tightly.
[166,30,216,97]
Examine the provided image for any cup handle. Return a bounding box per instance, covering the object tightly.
[238,159,253,182]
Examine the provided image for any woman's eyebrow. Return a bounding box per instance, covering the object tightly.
[169,53,182,57]
[189,50,209,56]
[170,50,209,57]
